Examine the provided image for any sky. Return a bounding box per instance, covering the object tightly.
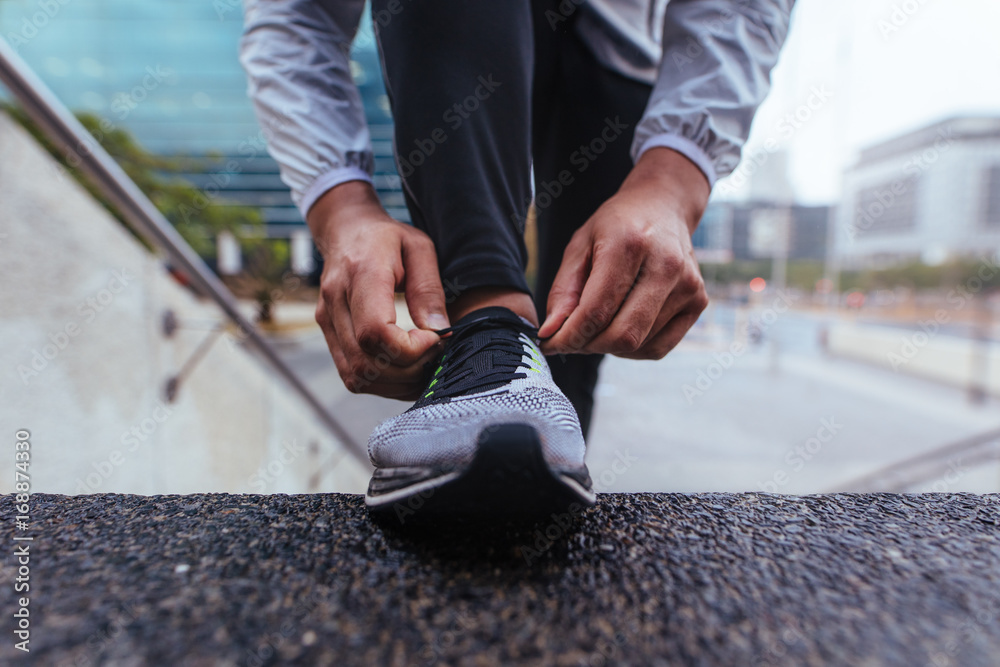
[717,0,1000,204]
[2,0,997,207]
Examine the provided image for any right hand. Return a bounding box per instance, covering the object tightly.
[307,181,450,399]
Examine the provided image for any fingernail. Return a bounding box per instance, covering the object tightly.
[426,313,450,330]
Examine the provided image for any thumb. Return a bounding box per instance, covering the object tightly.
[401,233,450,331]
[538,238,590,339]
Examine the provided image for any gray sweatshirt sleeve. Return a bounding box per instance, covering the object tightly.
[239,0,373,217]
[632,0,795,187]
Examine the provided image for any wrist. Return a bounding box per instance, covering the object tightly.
[306,180,386,255]
[620,147,710,234]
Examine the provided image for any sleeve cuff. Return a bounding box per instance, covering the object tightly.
[299,166,374,218]
[635,133,718,189]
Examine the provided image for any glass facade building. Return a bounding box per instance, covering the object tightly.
[0,0,404,229]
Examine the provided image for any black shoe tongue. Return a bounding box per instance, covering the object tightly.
[453,306,528,327]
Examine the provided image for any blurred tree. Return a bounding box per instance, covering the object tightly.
[5,104,295,321]
[233,236,295,323]
[702,258,999,295]
[839,259,998,294]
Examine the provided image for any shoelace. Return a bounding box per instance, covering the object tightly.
[415,314,539,405]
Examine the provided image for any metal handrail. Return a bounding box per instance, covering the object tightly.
[0,36,367,466]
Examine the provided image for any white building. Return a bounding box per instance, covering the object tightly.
[835,116,1000,268]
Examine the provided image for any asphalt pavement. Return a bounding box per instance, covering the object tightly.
[3,492,998,666]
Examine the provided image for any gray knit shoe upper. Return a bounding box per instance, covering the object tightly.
[367,307,586,470]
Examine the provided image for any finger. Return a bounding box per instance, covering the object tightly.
[619,304,704,361]
[543,242,643,354]
[329,321,441,382]
[582,264,674,355]
[315,295,345,361]
[628,262,708,355]
[328,337,431,398]
[401,232,450,331]
[332,291,441,387]
[315,295,334,339]
[537,234,590,339]
[349,265,440,366]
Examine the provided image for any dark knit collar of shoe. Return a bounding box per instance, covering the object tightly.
[433,306,537,339]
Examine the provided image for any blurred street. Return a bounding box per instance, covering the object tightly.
[274,300,1000,494]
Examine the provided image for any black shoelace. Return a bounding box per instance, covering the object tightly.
[412,311,539,408]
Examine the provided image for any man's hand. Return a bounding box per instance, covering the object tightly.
[308,181,450,399]
[538,147,710,359]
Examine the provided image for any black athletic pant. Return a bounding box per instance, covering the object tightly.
[374,0,653,437]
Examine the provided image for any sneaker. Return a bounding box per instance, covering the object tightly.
[365,306,595,524]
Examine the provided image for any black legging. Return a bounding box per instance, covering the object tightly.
[373,0,653,436]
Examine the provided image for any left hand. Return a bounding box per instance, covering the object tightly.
[538,147,711,359]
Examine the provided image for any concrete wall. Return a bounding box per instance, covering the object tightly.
[828,322,1000,397]
[0,111,369,495]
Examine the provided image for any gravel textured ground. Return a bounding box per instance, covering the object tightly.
[1,493,998,666]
